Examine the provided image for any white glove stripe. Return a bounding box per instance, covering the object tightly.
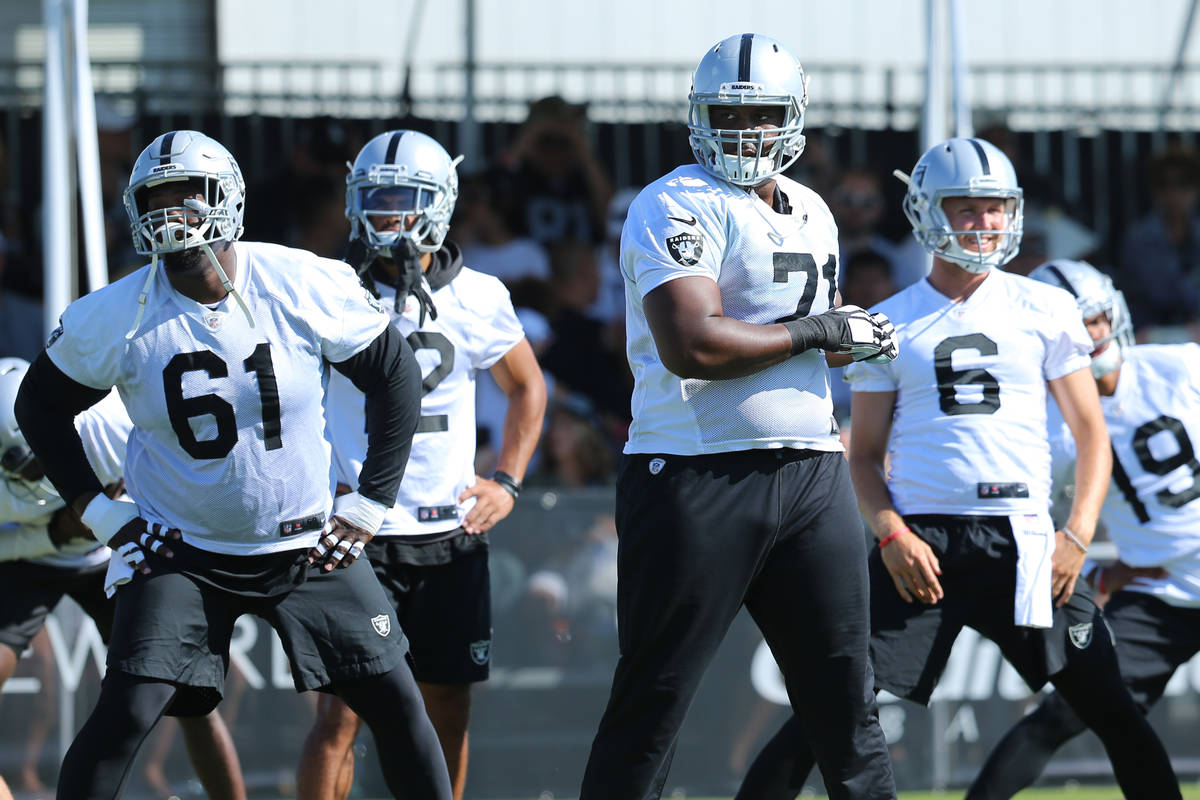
[334,539,352,553]
[349,542,365,558]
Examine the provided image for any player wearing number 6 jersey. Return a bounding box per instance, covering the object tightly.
[14,130,452,800]
[966,260,1200,799]
[297,130,547,800]
[578,34,897,800]
[735,139,1181,800]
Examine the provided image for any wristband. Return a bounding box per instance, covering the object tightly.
[1097,566,1108,595]
[878,528,910,549]
[493,470,522,500]
[79,494,140,546]
[332,492,389,536]
[1061,526,1088,554]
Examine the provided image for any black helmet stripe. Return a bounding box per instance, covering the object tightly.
[1044,264,1078,297]
[156,131,176,164]
[967,138,991,175]
[384,131,405,165]
[738,33,754,81]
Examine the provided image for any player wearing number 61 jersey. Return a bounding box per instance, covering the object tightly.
[15,130,453,800]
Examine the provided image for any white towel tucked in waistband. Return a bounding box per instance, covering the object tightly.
[1011,511,1055,629]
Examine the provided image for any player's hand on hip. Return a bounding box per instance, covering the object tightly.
[48,505,93,547]
[1051,528,1088,606]
[309,517,373,572]
[880,531,943,604]
[1099,560,1167,597]
[459,477,516,534]
[80,493,180,574]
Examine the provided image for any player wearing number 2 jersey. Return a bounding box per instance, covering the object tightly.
[14,130,452,799]
[578,34,898,800]
[966,260,1200,799]
[297,130,546,800]
[735,140,1180,800]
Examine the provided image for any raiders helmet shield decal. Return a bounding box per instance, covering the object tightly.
[666,232,704,266]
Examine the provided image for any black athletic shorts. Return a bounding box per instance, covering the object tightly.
[107,546,406,716]
[1105,589,1200,711]
[366,533,492,684]
[869,514,1103,706]
[0,559,113,653]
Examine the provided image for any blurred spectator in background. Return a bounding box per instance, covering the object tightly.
[454,173,551,283]
[0,231,42,361]
[829,250,899,422]
[243,116,357,246]
[1119,147,1200,340]
[488,96,613,248]
[531,391,616,489]
[589,186,640,327]
[294,174,348,259]
[95,96,142,279]
[831,166,927,290]
[540,240,632,428]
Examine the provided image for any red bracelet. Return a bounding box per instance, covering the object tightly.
[1097,567,1108,595]
[878,528,910,549]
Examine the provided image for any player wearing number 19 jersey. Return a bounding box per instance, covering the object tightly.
[580,34,898,800]
[735,140,1180,800]
[15,130,452,800]
[966,260,1200,800]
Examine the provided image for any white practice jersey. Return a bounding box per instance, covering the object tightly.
[1049,344,1200,607]
[326,267,524,537]
[845,269,1092,515]
[46,241,388,555]
[623,165,842,455]
[1,389,131,569]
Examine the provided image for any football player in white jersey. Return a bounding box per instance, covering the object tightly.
[13,130,452,799]
[735,140,1181,800]
[296,131,546,800]
[966,260,1200,799]
[578,34,899,800]
[0,358,246,800]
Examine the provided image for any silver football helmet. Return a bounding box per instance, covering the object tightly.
[346,130,464,257]
[124,130,246,257]
[0,358,54,505]
[1030,259,1134,378]
[895,137,1024,273]
[687,33,809,187]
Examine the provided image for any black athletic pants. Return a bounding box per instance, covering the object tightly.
[579,449,896,800]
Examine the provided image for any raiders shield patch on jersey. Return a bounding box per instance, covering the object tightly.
[666,232,704,266]
[1068,622,1093,649]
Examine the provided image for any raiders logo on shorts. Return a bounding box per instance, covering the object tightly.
[666,232,704,266]
[469,639,491,665]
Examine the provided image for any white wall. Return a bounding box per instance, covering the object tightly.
[217,0,1185,69]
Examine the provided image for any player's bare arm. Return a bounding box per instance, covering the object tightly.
[460,338,547,534]
[850,389,944,605]
[1047,366,1112,606]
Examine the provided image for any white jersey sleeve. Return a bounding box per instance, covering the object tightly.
[327,267,523,537]
[48,242,388,556]
[845,270,1092,515]
[623,166,843,455]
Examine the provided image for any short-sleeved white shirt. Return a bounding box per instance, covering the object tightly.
[326,267,524,537]
[845,269,1092,515]
[46,241,389,555]
[623,165,843,455]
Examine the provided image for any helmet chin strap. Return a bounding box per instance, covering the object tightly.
[390,238,437,325]
[200,242,254,328]
[1091,340,1122,378]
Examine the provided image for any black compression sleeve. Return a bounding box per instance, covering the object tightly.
[13,352,110,505]
[330,326,421,506]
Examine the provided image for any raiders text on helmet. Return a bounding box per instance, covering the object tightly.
[895,137,1024,273]
[1031,259,1134,378]
[688,33,809,187]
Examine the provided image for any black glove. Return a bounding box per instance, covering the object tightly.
[782,305,898,363]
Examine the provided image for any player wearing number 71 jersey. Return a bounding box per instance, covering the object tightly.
[15,130,453,799]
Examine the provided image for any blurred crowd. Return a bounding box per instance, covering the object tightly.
[3,101,1200,485]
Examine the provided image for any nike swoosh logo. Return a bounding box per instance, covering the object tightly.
[666,214,697,226]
